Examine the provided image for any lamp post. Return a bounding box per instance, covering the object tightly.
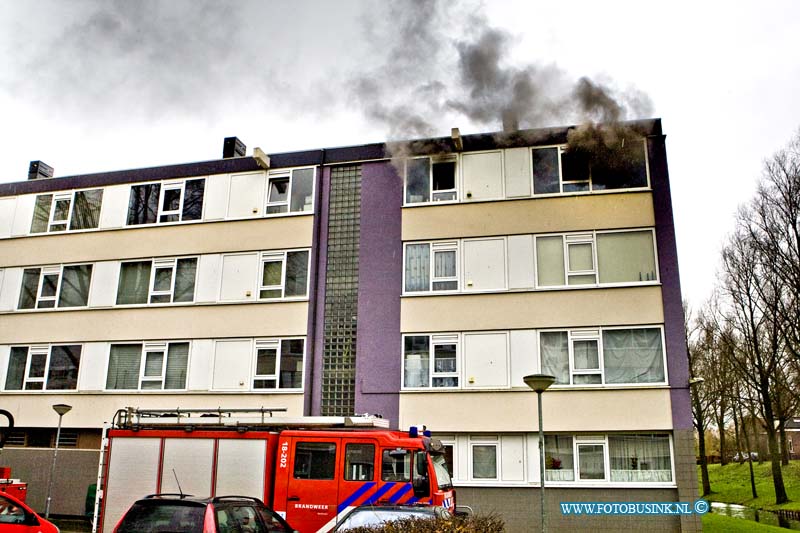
[45,403,72,519]
[524,374,555,533]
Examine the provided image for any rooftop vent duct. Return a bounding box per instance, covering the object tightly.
[28,160,54,180]
[501,111,519,133]
[223,137,246,158]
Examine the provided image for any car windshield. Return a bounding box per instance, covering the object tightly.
[432,454,452,489]
[115,501,205,533]
[337,508,434,530]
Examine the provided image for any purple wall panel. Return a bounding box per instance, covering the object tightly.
[355,161,403,427]
[649,135,693,430]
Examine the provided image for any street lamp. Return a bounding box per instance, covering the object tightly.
[45,403,72,519]
[524,374,556,533]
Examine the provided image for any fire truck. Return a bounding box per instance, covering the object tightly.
[93,407,455,533]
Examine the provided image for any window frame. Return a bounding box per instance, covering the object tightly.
[104,340,190,392]
[534,229,659,289]
[18,263,94,310]
[258,250,310,300]
[126,178,205,226]
[531,140,650,197]
[30,187,104,235]
[542,434,675,486]
[116,256,199,306]
[539,325,668,388]
[401,333,460,390]
[404,156,459,205]
[265,167,316,216]
[575,436,609,482]
[468,437,499,481]
[158,182,184,223]
[3,344,82,392]
[252,337,305,391]
[403,241,459,294]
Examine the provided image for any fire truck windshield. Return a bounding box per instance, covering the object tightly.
[431,454,452,490]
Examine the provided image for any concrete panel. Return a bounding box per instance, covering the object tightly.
[98,184,130,229]
[0,392,305,428]
[400,389,674,433]
[402,192,655,241]
[0,216,313,268]
[401,286,664,332]
[455,486,681,533]
[0,301,309,344]
[10,194,34,237]
[0,448,100,516]
[87,261,118,307]
[503,147,532,198]
[0,197,16,238]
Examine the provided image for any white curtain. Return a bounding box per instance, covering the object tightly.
[405,244,430,292]
[603,329,664,383]
[609,435,672,482]
[540,332,569,384]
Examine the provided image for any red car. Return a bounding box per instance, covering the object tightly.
[0,491,59,533]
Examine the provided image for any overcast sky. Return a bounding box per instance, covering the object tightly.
[1,0,799,307]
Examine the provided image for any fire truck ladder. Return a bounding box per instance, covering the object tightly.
[113,407,390,431]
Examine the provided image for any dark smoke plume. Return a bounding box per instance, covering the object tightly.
[354,2,653,162]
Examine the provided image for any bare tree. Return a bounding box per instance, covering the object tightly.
[742,130,800,367]
[686,301,714,495]
[720,230,788,503]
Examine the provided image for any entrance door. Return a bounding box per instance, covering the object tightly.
[285,437,339,532]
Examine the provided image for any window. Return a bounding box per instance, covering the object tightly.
[545,434,673,484]
[532,140,647,195]
[404,242,458,293]
[609,435,672,482]
[345,443,375,481]
[577,439,607,480]
[259,250,309,299]
[596,230,657,283]
[252,338,304,390]
[470,440,498,480]
[381,448,411,481]
[105,342,189,390]
[405,158,457,204]
[294,442,336,480]
[126,179,204,225]
[4,345,81,391]
[266,168,315,214]
[18,264,93,309]
[403,334,458,388]
[540,327,665,386]
[545,435,575,481]
[30,189,103,233]
[602,328,665,384]
[116,257,197,305]
[536,230,657,288]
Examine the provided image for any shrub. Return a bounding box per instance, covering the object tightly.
[340,513,505,533]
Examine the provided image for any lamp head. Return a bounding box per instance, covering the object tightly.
[523,374,556,393]
[52,404,72,416]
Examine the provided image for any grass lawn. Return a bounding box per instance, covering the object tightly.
[701,460,800,511]
[702,512,791,532]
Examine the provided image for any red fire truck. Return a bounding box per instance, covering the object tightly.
[93,407,455,533]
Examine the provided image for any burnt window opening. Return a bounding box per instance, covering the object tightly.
[405,158,457,204]
[532,140,647,195]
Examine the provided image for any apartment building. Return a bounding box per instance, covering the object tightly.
[0,120,699,532]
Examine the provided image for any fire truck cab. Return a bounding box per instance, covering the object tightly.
[94,408,455,533]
